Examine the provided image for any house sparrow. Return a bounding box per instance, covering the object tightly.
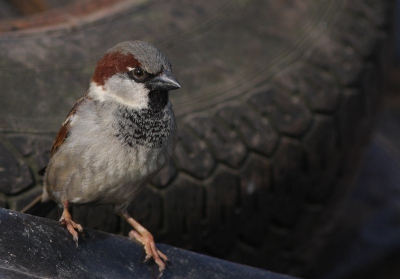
[42,41,180,275]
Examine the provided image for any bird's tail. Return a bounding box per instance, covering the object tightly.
[20,166,57,215]
[20,194,56,216]
[20,194,43,213]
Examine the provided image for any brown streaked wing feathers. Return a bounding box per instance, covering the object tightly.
[50,96,87,156]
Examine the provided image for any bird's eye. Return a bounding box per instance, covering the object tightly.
[134,68,143,77]
[128,67,149,82]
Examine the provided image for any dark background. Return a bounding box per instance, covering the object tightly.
[0,1,399,278]
[309,2,400,277]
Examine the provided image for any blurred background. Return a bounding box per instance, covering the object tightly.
[0,0,399,278]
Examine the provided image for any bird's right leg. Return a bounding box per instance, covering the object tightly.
[59,200,83,247]
[119,210,167,275]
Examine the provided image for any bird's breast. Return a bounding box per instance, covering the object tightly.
[44,101,176,206]
[113,105,173,149]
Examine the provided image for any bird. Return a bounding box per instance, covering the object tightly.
[39,41,180,275]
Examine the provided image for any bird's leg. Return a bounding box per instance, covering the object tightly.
[120,211,168,274]
[59,200,83,247]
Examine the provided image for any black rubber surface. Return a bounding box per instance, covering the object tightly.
[0,0,395,276]
[0,208,295,279]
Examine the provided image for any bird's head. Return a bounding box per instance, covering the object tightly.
[89,41,181,111]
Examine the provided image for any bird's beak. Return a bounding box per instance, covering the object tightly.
[146,72,181,91]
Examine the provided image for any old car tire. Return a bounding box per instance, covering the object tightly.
[0,0,394,276]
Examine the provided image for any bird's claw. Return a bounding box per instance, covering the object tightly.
[129,230,168,276]
[59,210,84,247]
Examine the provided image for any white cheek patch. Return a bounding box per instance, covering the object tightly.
[89,83,106,102]
[129,84,150,109]
[88,81,149,109]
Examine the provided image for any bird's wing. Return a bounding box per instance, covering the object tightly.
[50,96,88,156]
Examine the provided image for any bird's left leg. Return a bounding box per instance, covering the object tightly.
[120,211,168,274]
[59,200,83,247]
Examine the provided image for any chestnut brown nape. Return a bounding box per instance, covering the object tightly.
[91,51,141,86]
